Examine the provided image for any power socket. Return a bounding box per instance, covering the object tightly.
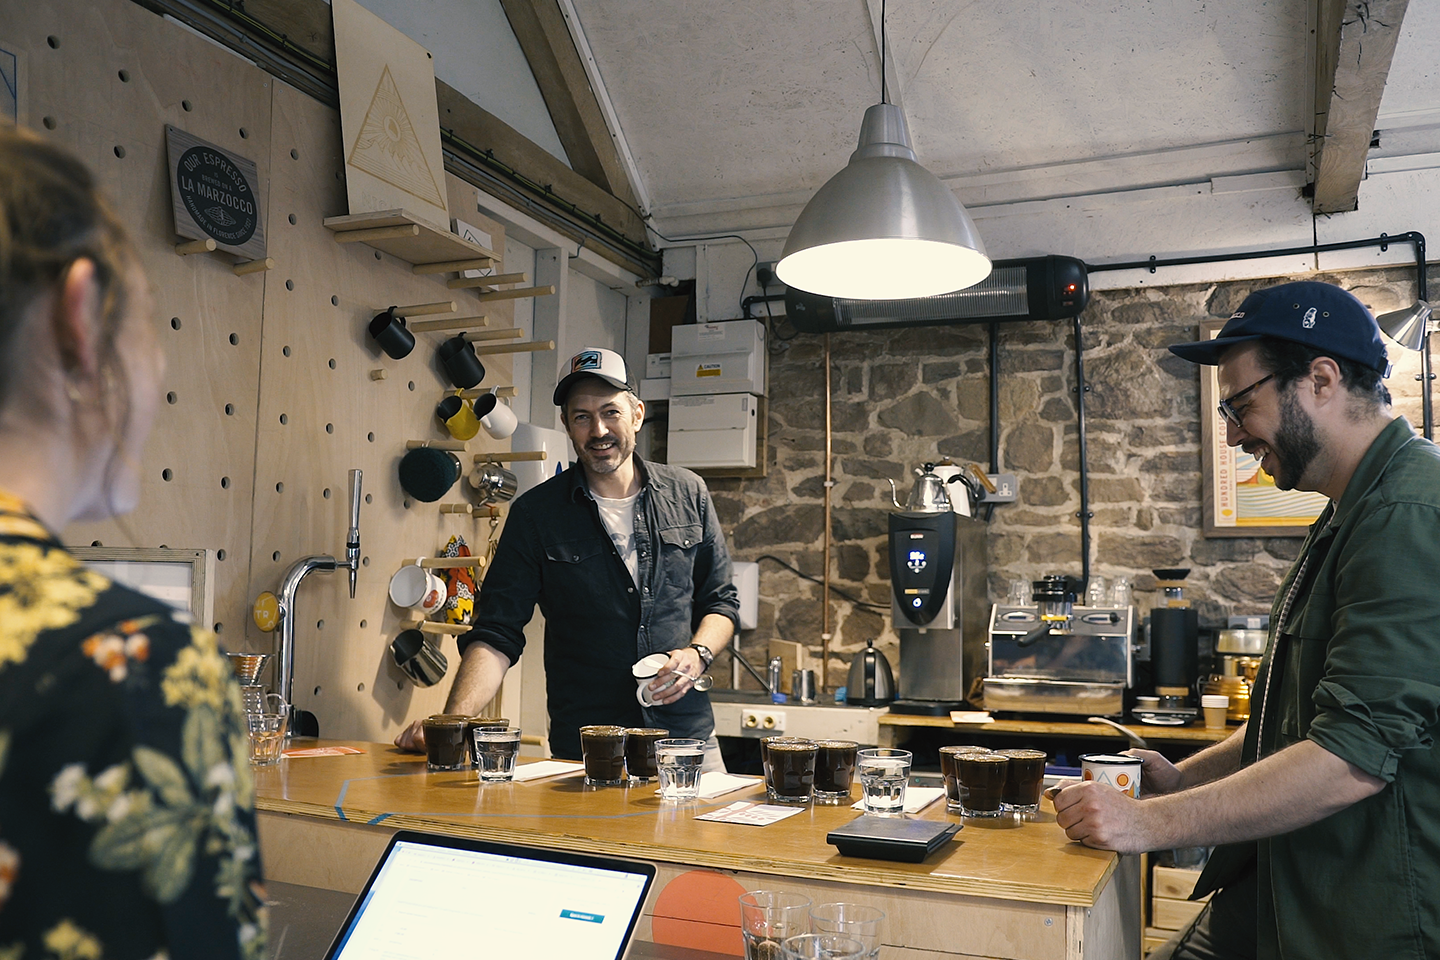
[741,709,786,735]
[756,263,776,288]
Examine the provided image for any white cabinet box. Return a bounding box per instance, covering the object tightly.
[667,394,758,469]
[670,320,766,396]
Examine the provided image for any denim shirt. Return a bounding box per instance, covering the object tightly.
[458,456,739,760]
[1195,417,1440,959]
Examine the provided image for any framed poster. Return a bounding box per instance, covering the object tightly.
[70,546,215,626]
[1200,319,1328,536]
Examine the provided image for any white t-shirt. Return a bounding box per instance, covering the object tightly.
[593,491,640,586]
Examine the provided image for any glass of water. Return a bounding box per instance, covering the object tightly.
[739,891,811,960]
[779,934,866,959]
[655,738,705,800]
[809,903,884,960]
[856,748,911,815]
[472,727,521,782]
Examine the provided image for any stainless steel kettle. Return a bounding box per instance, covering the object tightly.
[888,462,967,513]
[846,639,895,706]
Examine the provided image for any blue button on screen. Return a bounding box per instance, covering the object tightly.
[560,910,605,924]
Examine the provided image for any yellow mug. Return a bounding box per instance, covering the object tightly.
[435,394,481,441]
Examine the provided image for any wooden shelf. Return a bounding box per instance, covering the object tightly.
[878,713,1233,746]
[324,209,500,267]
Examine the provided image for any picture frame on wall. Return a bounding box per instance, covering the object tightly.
[1199,319,1328,537]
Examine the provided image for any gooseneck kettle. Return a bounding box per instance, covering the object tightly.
[846,638,896,706]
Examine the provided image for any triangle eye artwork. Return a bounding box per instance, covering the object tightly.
[348,65,446,212]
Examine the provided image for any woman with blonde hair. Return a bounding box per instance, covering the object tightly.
[0,125,265,959]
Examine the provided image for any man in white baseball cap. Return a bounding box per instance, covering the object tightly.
[397,348,739,770]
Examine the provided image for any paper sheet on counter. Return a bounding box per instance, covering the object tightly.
[694,802,806,826]
[851,786,945,814]
[950,711,994,724]
[281,746,365,758]
[513,760,585,782]
[698,772,762,799]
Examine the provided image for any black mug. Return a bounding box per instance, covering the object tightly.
[368,306,415,359]
[438,336,485,389]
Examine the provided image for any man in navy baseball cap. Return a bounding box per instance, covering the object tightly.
[1052,279,1440,959]
[1168,280,1390,375]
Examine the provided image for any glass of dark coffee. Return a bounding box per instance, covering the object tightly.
[812,740,859,805]
[957,752,1009,818]
[463,716,510,767]
[422,715,470,771]
[998,748,1047,814]
[580,725,628,785]
[762,737,817,805]
[623,727,670,782]
[938,745,990,813]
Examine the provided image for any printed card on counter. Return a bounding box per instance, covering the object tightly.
[281,746,365,758]
[950,711,994,724]
[697,772,762,799]
[513,760,586,782]
[694,801,807,826]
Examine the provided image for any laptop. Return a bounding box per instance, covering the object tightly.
[322,830,656,960]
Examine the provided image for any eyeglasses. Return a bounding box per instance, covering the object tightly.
[1217,373,1275,427]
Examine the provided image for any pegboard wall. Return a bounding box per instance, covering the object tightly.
[3,0,541,741]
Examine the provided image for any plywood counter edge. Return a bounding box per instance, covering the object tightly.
[878,713,1234,743]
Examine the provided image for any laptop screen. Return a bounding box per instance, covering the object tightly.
[325,831,655,960]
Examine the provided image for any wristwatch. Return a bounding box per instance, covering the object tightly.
[689,643,714,669]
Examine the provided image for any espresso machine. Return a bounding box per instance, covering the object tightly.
[983,574,1137,717]
[886,464,990,715]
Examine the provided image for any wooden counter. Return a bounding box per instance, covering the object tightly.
[256,741,1140,959]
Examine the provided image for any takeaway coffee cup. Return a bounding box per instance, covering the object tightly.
[633,653,672,707]
[389,563,447,615]
[390,629,448,687]
[368,306,415,359]
[435,394,481,441]
[1202,694,1230,729]
[473,391,518,439]
[1081,753,1143,798]
[438,336,486,389]
[580,725,628,785]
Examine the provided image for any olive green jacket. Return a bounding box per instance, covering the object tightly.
[1196,416,1440,959]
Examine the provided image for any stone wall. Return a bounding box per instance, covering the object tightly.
[706,266,1434,691]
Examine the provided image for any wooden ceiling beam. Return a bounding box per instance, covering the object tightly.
[498,0,640,212]
[1310,0,1411,214]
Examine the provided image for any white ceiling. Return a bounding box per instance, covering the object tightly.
[565,0,1440,252]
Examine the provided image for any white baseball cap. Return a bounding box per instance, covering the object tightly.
[553,347,634,406]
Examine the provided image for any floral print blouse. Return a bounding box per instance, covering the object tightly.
[0,492,266,959]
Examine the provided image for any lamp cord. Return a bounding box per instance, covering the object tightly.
[880,0,888,104]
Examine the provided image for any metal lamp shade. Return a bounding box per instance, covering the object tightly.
[1377,299,1432,353]
[777,103,990,300]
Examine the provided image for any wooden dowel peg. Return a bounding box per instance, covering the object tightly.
[412,257,494,275]
[369,369,388,381]
[473,451,548,463]
[334,224,420,244]
[469,339,555,356]
[439,503,477,515]
[405,439,467,451]
[457,385,519,400]
[402,619,473,636]
[407,315,490,334]
[469,285,556,304]
[461,328,522,342]
[403,557,489,569]
[175,238,216,256]
[392,301,457,318]
[232,257,274,277]
[446,271,530,290]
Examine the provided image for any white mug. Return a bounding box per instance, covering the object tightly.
[474,392,518,440]
[388,563,447,615]
[1080,753,1142,798]
[633,653,671,707]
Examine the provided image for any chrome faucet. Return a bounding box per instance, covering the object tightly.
[272,469,362,736]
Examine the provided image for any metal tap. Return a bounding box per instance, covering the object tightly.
[272,469,362,736]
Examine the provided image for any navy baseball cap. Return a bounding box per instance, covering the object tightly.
[1168,281,1389,375]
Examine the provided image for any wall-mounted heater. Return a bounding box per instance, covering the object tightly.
[784,255,1089,333]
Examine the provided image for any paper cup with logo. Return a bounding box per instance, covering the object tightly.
[1080,753,1142,798]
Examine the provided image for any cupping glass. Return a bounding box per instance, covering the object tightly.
[1217,373,1275,427]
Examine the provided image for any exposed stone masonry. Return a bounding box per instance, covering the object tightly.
[705,267,1433,691]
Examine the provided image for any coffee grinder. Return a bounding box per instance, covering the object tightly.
[886,464,989,715]
[1148,567,1199,719]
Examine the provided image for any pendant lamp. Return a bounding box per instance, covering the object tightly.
[776,100,991,300]
[1377,299,1432,353]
